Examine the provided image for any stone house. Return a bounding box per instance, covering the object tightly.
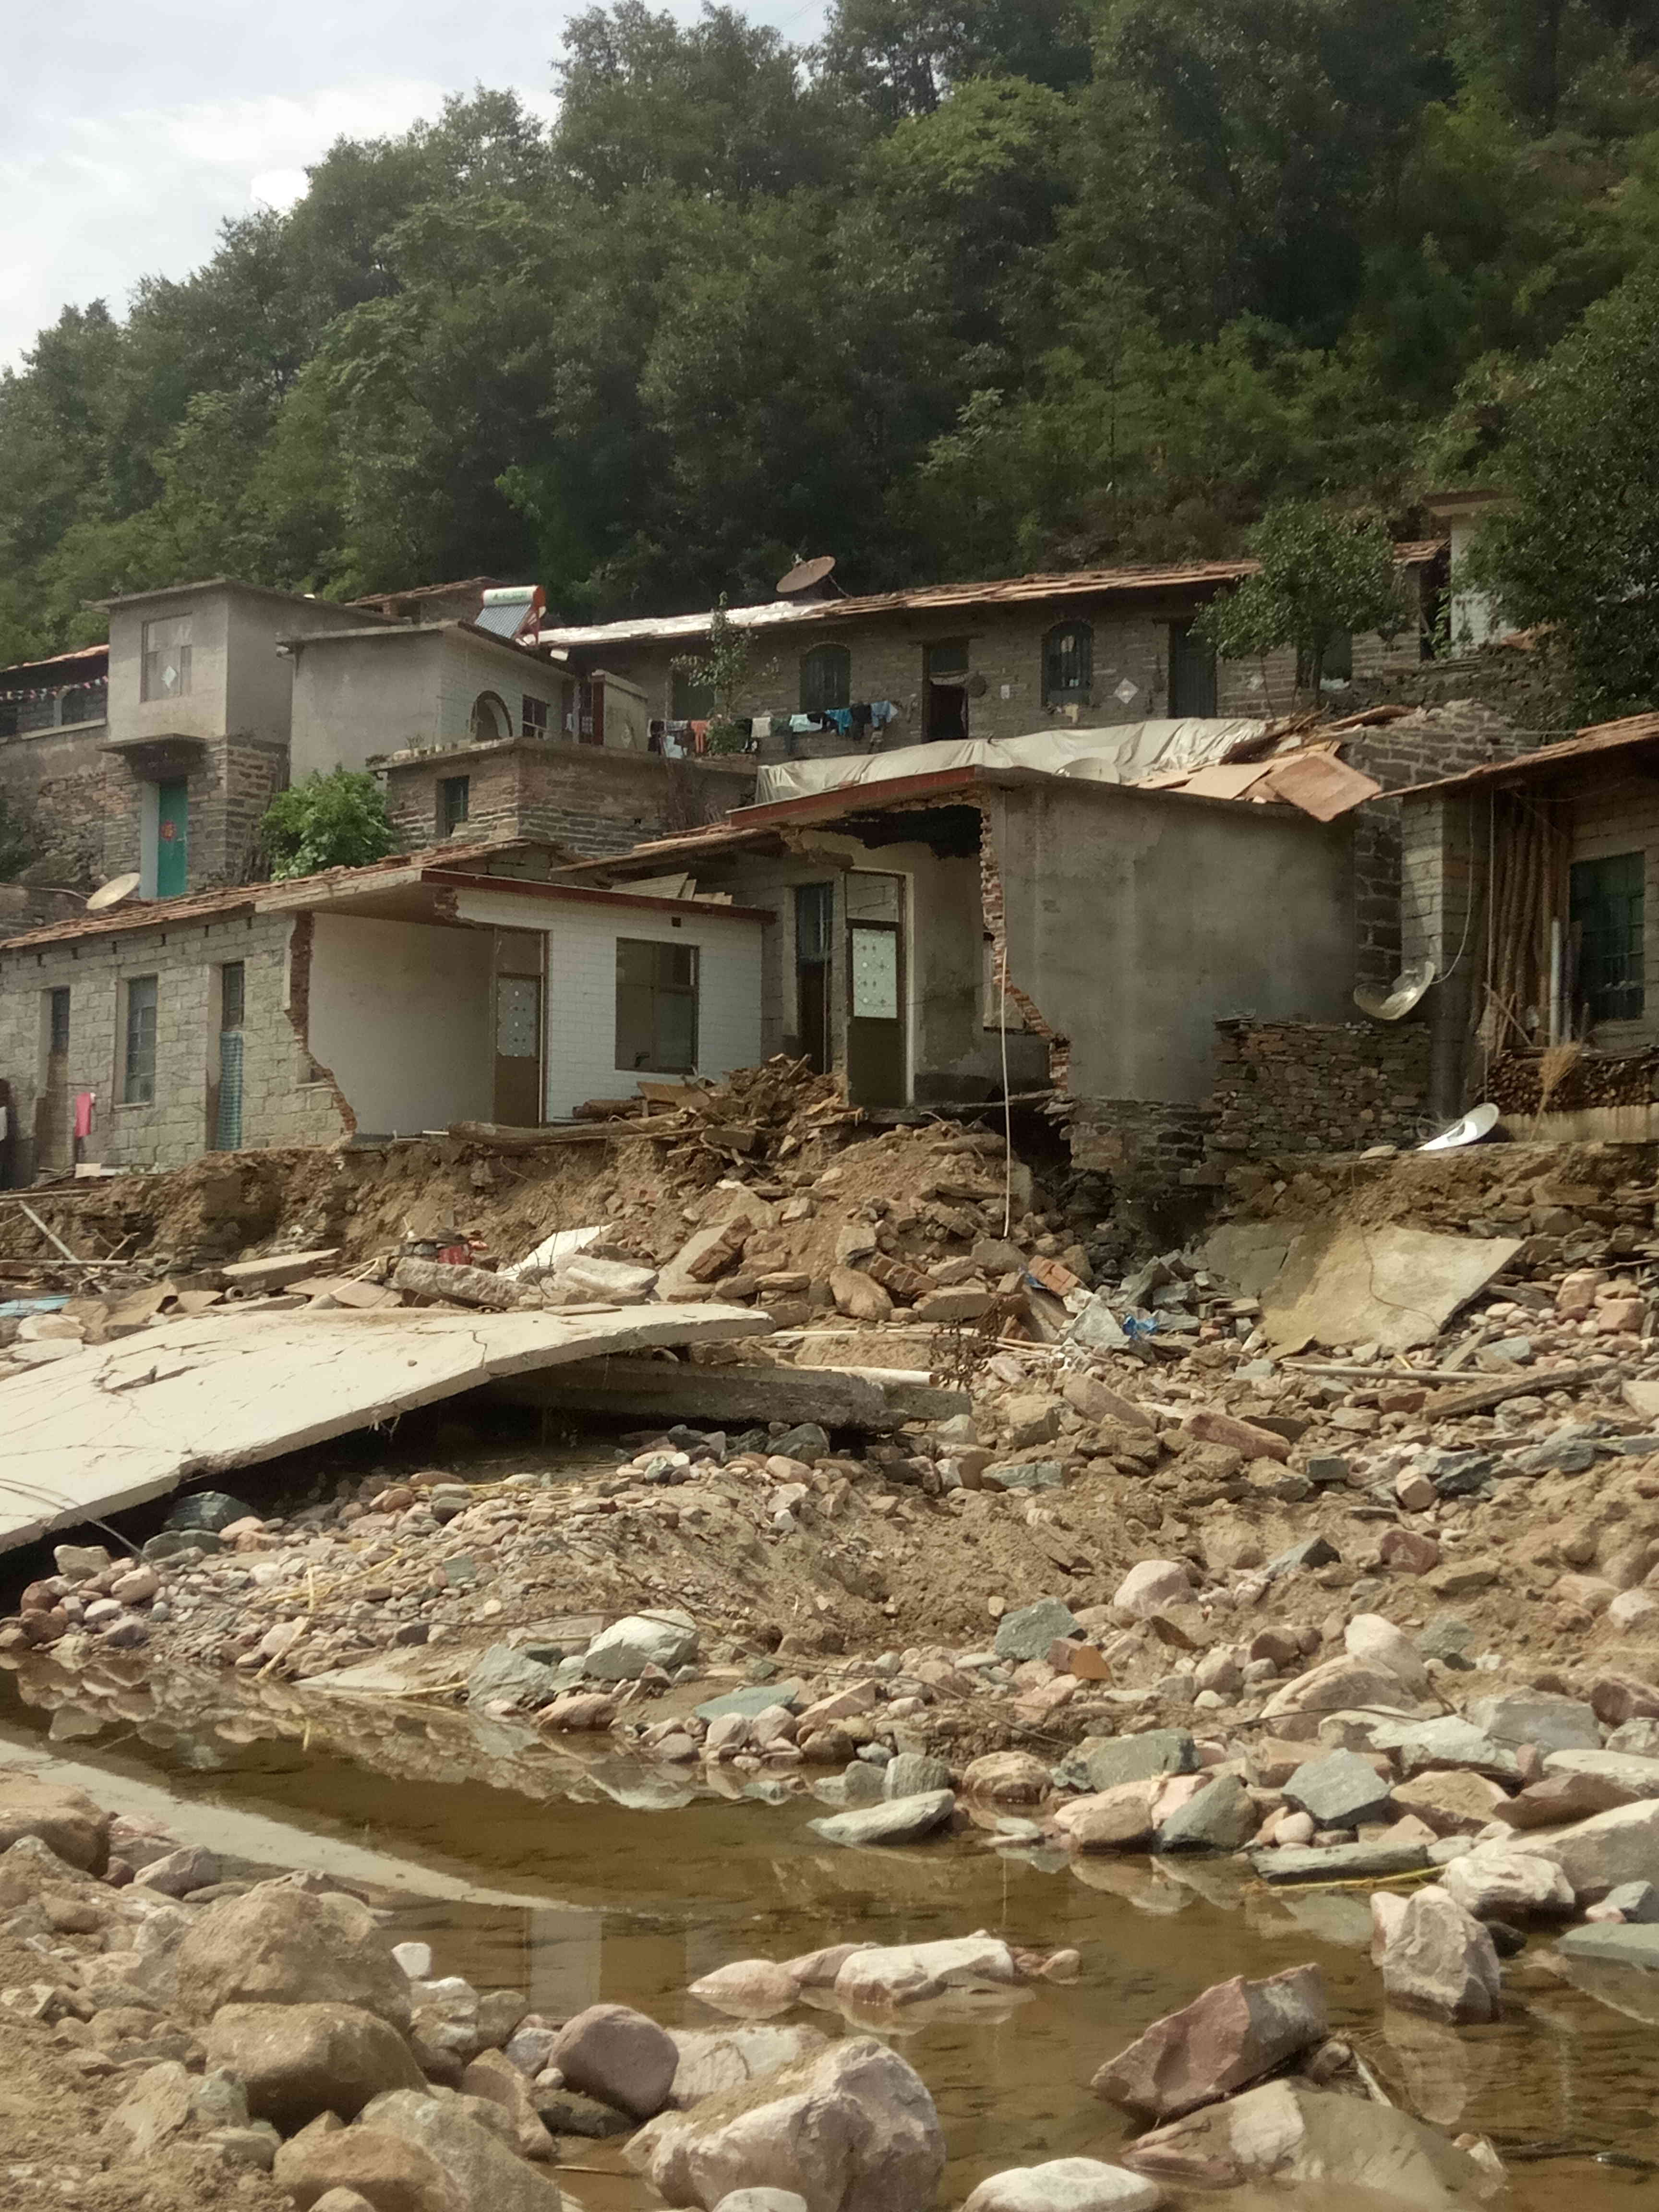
[0,576,757,914]
[540,551,1449,760]
[0,836,767,1179]
[1399,710,1659,1129]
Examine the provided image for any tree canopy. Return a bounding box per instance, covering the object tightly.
[3,0,1659,708]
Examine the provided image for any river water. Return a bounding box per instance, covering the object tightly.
[3,1670,1658,2209]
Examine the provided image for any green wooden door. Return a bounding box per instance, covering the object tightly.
[156,779,189,897]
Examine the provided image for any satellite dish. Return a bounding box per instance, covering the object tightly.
[86,872,142,913]
[1418,1102,1501,1152]
[776,554,839,599]
[1354,958,1437,1022]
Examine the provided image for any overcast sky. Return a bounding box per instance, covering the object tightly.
[2,0,829,372]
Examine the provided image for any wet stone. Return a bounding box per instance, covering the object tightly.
[1058,1732,1196,1793]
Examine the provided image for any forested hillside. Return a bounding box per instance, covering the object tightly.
[4,0,1659,673]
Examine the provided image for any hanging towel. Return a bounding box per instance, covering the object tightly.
[72,1091,95,1139]
[869,700,898,726]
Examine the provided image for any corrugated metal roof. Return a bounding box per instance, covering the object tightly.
[538,545,1446,653]
[0,642,109,678]
[1398,712,1659,799]
[0,837,550,954]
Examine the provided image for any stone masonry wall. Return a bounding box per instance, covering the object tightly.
[381,739,756,860]
[1207,1017,1432,1158]
[1342,700,1549,995]
[0,909,345,1178]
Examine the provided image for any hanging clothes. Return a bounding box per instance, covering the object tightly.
[72,1092,95,1140]
[825,707,854,734]
[869,700,898,727]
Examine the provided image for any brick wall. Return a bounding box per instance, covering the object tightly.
[380,738,756,859]
[1206,1017,1431,1157]
[0,909,346,1178]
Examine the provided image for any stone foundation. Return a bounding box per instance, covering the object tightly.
[1207,1017,1431,1158]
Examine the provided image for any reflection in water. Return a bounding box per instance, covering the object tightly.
[1,1657,1657,2208]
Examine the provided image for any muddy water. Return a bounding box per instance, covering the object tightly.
[3,1678,1656,2210]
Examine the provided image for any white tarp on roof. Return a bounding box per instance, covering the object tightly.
[753,720,1269,805]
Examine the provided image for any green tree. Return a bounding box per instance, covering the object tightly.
[820,0,1092,119]
[1193,500,1412,703]
[1466,259,1659,714]
[260,770,397,879]
[672,598,778,751]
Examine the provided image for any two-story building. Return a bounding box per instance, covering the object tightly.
[0,577,757,911]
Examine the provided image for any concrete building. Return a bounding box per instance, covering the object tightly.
[0,837,767,1178]
[1400,710,1659,1130]
[541,551,1448,761]
[550,763,1361,1196]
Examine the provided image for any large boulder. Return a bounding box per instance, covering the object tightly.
[0,1777,109,1873]
[1439,1845,1575,1921]
[673,2026,831,2106]
[1154,1774,1257,1853]
[359,2090,563,2212]
[1091,1966,1327,2122]
[1121,2080,1500,2204]
[1467,1692,1601,1754]
[1377,1887,1502,2023]
[550,2002,678,2118]
[459,2051,557,2162]
[1262,1660,1421,1721]
[962,2159,1165,2212]
[1284,1752,1395,1830]
[1052,1781,1161,1852]
[629,2034,944,2212]
[205,2002,425,2130]
[1509,1799,1659,1902]
[584,1611,699,1680]
[832,1935,1018,2010]
[174,1881,412,2028]
[961,1752,1051,1803]
[99,2061,197,2159]
[275,2123,459,2212]
[1343,1615,1430,1695]
[465,1646,563,1710]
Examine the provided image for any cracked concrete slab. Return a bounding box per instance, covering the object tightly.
[0,1301,771,1552]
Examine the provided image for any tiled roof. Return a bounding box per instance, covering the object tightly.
[1398,712,1659,799]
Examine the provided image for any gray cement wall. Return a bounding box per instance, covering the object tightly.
[987,781,1357,1106]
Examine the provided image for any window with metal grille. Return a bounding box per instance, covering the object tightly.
[141,616,192,702]
[439,776,470,837]
[122,976,158,1105]
[1571,852,1646,1022]
[615,939,698,1072]
[800,644,851,715]
[47,988,70,1056]
[220,962,245,1030]
[1043,622,1092,705]
[522,694,549,739]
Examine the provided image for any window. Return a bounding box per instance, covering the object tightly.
[522,694,549,739]
[439,776,470,837]
[122,976,158,1105]
[219,962,245,1031]
[46,987,70,1057]
[469,691,510,745]
[671,668,714,720]
[1572,852,1646,1023]
[1043,621,1092,706]
[800,644,851,715]
[1168,621,1216,716]
[141,616,192,703]
[615,939,698,1072]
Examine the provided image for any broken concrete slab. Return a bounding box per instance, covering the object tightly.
[219,1249,342,1292]
[1260,1222,1522,1354]
[0,1302,771,1553]
[486,1358,964,1432]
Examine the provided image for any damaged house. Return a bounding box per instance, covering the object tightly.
[549,740,1372,1193]
[0,838,766,1177]
[1401,710,1659,1131]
